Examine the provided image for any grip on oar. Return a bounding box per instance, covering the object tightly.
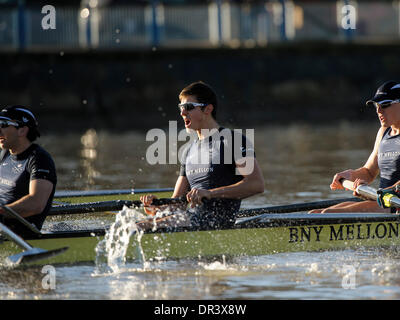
[151,196,187,206]
[339,179,355,191]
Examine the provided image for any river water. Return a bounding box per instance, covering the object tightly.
[2,122,400,301]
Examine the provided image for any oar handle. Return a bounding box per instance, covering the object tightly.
[339,178,380,202]
[338,178,400,210]
[339,179,355,191]
[151,196,222,206]
[151,196,187,206]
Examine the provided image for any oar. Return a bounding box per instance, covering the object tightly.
[1,205,41,235]
[235,195,364,225]
[54,187,174,199]
[237,197,361,217]
[48,196,361,217]
[340,179,400,208]
[0,221,68,266]
[49,197,187,216]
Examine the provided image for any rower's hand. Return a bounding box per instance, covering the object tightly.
[352,178,369,198]
[186,188,211,208]
[140,194,158,216]
[330,170,353,190]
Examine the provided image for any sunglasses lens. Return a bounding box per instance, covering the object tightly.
[179,103,196,112]
[185,104,195,111]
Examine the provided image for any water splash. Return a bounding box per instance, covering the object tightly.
[200,256,228,271]
[94,206,147,274]
[94,204,191,274]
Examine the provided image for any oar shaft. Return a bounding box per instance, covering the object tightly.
[49,196,362,217]
[237,197,360,216]
[356,185,379,201]
[54,187,174,198]
[341,179,378,200]
[1,205,41,235]
[341,178,400,209]
[389,196,400,207]
[49,197,188,216]
[49,200,136,215]
[0,222,33,251]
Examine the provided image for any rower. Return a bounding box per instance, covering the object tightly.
[310,81,400,213]
[0,106,57,236]
[140,81,264,229]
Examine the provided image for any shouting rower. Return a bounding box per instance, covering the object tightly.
[0,106,57,236]
[310,81,400,213]
[140,81,264,229]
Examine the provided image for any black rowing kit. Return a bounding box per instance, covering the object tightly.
[180,127,254,229]
[0,144,57,235]
[378,127,400,189]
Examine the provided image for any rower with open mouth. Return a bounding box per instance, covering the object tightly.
[140,81,265,230]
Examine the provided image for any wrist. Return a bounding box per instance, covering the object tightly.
[208,188,226,199]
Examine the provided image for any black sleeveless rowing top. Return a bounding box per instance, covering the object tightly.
[378,127,400,188]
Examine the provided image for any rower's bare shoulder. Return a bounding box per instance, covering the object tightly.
[375,126,388,144]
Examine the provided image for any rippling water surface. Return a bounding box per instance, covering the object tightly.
[2,122,400,300]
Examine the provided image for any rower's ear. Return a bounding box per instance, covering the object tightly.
[203,104,214,116]
[17,126,29,138]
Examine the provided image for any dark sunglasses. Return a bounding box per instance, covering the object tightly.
[178,102,208,112]
[373,100,400,109]
[0,120,19,129]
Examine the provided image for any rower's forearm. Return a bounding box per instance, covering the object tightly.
[351,167,377,184]
[209,179,264,200]
[6,195,46,218]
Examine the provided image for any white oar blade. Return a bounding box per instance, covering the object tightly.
[6,246,69,266]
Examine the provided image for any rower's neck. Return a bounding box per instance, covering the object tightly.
[10,140,32,155]
[196,119,219,140]
[391,125,400,136]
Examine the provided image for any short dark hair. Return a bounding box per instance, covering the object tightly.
[26,127,40,142]
[179,81,218,120]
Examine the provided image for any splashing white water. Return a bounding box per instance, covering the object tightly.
[94,205,191,274]
[94,206,147,274]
